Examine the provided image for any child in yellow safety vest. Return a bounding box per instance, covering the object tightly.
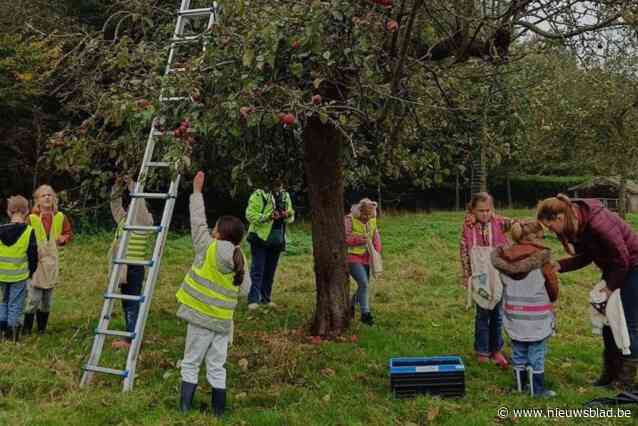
[25,185,73,335]
[0,196,38,342]
[109,177,154,350]
[176,171,250,418]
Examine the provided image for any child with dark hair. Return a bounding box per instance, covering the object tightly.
[460,192,512,368]
[176,171,250,417]
[0,196,38,342]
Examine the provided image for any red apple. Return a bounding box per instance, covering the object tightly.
[280,113,296,126]
[386,20,398,32]
[312,94,322,105]
[291,40,301,49]
[240,106,252,118]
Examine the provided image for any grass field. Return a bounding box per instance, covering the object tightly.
[1,210,637,425]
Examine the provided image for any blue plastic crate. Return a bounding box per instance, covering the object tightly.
[389,356,465,398]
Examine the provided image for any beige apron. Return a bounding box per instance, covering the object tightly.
[31,238,59,289]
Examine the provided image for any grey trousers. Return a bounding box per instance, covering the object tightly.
[180,322,229,388]
[26,284,54,314]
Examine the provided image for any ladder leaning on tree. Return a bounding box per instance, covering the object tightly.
[80,1,218,392]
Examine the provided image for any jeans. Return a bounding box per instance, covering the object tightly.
[511,338,547,373]
[121,265,145,342]
[620,269,638,359]
[474,301,504,356]
[349,263,370,314]
[248,241,282,304]
[0,280,27,327]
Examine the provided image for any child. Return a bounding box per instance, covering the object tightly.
[491,220,559,398]
[24,185,73,335]
[460,192,511,368]
[109,177,154,350]
[345,198,382,326]
[0,196,38,342]
[177,171,250,417]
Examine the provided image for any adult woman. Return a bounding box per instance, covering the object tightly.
[345,198,382,326]
[245,180,294,310]
[537,194,638,389]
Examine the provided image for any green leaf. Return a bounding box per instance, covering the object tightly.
[290,63,303,78]
[319,112,328,124]
[242,48,255,67]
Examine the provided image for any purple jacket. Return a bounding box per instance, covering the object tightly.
[559,199,638,290]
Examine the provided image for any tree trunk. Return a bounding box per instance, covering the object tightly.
[479,145,487,193]
[455,171,460,211]
[619,173,628,219]
[506,172,512,209]
[303,117,350,337]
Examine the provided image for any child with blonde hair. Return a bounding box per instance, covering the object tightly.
[460,192,511,368]
[1,196,38,341]
[25,185,73,335]
[491,220,559,397]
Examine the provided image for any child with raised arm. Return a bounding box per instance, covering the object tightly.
[177,171,250,417]
[460,192,511,368]
[24,185,73,335]
[109,177,154,349]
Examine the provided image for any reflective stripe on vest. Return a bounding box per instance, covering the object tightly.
[348,217,377,256]
[0,226,33,282]
[501,268,553,341]
[114,219,150,261]
[176,240,238,322]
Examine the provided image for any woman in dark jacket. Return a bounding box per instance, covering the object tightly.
[537,194,638,389]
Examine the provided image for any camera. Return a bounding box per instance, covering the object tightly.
[274,191,287,215]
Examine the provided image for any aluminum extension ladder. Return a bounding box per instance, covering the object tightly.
[80,1,218,392]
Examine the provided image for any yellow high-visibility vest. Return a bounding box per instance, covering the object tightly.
[176,240,238,322]
[113,218,150,261]
[0,226,33,282]
[348,217,377,256]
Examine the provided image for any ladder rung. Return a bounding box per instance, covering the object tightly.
[167,67,187,74]
[95,328,136,339]
[123,225,163,233]
[129,192,172,200]
[144,161,171,168]
[178,7,214,17]
[170,35,201,44]
[112,259,154,267]
[104,293,145,302]
[151,129,194,137]
[159,96,191,102]
[83,365,128,378]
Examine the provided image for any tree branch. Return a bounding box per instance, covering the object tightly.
[516,12,624,40]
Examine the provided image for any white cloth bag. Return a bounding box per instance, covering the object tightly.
[465,224,502,310]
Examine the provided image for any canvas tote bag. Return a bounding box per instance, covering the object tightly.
[465,224,503,310]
